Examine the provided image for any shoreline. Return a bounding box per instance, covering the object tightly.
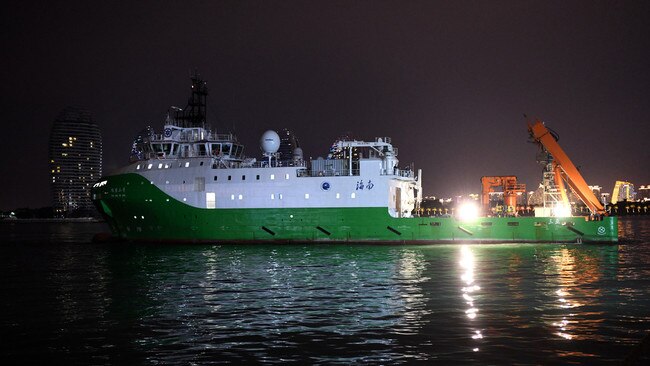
[0,218,105,223]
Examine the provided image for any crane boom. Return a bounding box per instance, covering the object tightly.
[528,120,605,215]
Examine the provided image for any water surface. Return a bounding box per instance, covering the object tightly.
[1,218,649,364]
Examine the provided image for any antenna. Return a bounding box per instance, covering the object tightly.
[173,71,208,128]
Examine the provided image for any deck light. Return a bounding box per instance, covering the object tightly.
[553,203,572,217]
[458,202,479,221]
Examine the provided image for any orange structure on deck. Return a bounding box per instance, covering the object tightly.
[527,119,606,215]
[481,176,526,215]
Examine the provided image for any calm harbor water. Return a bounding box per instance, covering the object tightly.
[1,218,649,364]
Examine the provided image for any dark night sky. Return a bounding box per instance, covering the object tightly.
[2,0,649,210]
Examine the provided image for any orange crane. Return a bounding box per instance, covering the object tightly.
[481,176,526,215]
[528,119,606,215]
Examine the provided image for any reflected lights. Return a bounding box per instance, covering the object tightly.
[460,245,484,352]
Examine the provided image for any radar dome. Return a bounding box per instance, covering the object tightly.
[260,130,280,154]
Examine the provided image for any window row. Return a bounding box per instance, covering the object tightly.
[215,192,357,201]
[213,173,292,182]
[137,162,191,170]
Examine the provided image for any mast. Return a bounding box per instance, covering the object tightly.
[174,71,208,128]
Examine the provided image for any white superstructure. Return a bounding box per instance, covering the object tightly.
[114,124,422,218]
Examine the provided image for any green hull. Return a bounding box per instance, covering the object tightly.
[93,173,618,244]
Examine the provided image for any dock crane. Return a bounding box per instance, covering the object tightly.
[528,119,606,216]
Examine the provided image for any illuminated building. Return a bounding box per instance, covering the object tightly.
[638,185,650,202]
[611,181,635,203]
[277,128,302,165]
[49,107,103,216]
[589,185,609,205]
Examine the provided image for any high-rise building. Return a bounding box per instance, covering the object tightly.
[612,181,635,203]
[277,128,302,165]
[49,107,102,217]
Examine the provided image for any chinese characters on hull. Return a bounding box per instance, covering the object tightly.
[356,180,374,190]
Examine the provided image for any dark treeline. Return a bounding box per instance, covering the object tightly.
[2,207,54,219]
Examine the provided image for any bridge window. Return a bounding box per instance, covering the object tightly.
[197,144,207,156]
[234,145,243,158]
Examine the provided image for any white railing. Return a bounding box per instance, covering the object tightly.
[151,132,235,142]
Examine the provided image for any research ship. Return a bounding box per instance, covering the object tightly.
[92,76,617,243]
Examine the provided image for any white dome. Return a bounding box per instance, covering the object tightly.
[260,130,280,154]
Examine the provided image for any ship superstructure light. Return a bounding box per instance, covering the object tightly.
[458,202,480,221]
[553,203,572,218]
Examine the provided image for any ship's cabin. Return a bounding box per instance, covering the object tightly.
[137,125,245,161]
[307,137,403,177]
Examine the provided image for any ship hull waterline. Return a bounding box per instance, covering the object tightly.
[93,173,618,244]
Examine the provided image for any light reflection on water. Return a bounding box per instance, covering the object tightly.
[459,245,483,353]
[1,218,650,364]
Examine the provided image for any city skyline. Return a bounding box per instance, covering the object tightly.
[2,1,649,210]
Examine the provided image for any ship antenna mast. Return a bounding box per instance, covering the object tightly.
[174,70,208,128]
